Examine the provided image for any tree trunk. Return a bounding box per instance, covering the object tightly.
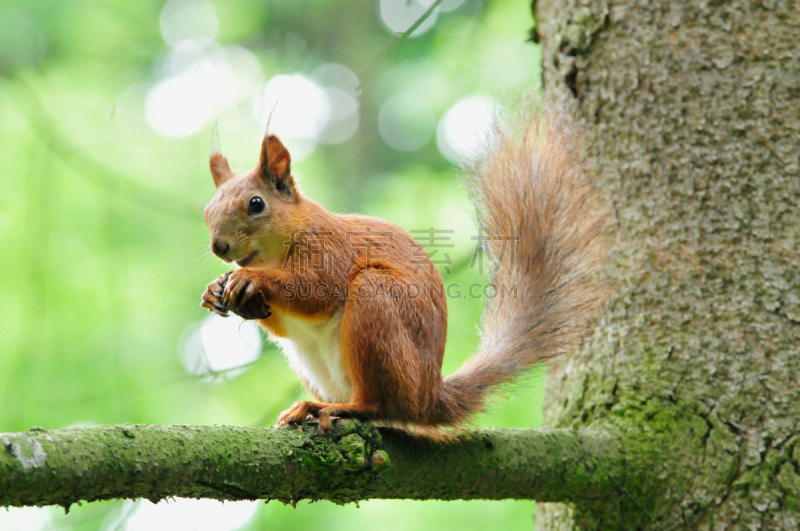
[533,0,800,529]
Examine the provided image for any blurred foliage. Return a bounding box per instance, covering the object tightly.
[0,0,543,529]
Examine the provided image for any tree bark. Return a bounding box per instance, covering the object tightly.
[533,0,800,529]
[1,423,623,509]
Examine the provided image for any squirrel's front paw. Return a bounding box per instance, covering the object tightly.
[222,269,272,320]
[200,271,232,317]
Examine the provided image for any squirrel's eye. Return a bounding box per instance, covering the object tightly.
[248,197,265,215]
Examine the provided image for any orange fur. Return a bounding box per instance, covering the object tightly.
[201,112,608,431]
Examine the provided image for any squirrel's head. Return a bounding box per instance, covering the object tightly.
[203,134,298,269]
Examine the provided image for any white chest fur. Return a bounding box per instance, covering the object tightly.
[273,308,351,403]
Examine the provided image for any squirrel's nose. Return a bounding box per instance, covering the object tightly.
[211,239,230,258]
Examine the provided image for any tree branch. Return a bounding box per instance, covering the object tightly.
[1,423,623,508]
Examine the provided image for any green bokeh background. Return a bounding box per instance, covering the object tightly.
[0,0,544,529]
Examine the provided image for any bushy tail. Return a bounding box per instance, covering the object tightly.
[436,109,610,425]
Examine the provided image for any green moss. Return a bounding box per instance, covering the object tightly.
[337,434,367,471]
[0,423,626,508]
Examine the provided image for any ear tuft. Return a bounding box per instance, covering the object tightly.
[258,135,294,194]
[210,153,234,188]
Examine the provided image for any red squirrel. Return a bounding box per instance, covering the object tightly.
[200,111,608,432]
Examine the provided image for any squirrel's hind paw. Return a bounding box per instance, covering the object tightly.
[276,401,325,427]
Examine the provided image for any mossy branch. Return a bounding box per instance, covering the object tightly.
[1,422,624,508]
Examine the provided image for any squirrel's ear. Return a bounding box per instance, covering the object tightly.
[209,153,234,188]
[258,134,294,194]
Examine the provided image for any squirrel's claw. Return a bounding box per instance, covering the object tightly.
[276,401,324,427]
[220,270,272,320]
[200,297,229,317]
[224,276,252,312]
[201,273,230,317]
